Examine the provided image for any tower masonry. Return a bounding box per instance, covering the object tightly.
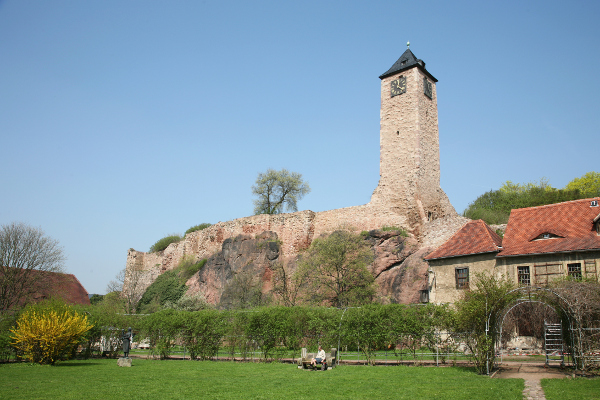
[370,46,456,230]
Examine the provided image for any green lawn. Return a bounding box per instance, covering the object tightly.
[0,359,523,400]
[542,377,600,400]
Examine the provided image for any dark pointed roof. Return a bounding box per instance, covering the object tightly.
[379,48,437,82]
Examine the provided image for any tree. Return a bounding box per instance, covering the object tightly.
[219,270,268,310]
[271,261,309,307]
[464,178,584,225]
[252,168,311,215]
[564,171,600,198]
[106,266,146,314]
[453,272,517,374]
[296,231,375,307]
[0,222,65,311]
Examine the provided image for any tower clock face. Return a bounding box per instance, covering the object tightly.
[390,76,406,97]
[423,78,433,99]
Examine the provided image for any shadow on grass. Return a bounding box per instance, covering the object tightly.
[53,362,102,367]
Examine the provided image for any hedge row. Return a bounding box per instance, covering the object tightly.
[135,304,454,364]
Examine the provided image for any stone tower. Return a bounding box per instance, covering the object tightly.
[370,45,456,231]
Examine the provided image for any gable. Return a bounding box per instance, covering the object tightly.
[425,219,502,260]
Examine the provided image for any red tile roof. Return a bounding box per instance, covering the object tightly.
[425,219,503,260]
[11,269,91,307]
[498,197,600,257]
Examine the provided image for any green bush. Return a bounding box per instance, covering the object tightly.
[185,223,211,236]
[137,271,187,314]
[380,226,409,236]
[176,256,207,282]
[149,234,182,253]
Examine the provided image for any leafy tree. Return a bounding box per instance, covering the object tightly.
[89,294,104,305]
[564,171,600,198]
[0,222,65,311]
[296,231,375,307]
[464,178,584,224]
[149,234,182,253]
[252,168,310,215]
[452,272,517,374]
[10,300,93,364]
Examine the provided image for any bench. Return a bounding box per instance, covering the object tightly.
[298,348,337,370]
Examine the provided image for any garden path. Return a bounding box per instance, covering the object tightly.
[493,362,571,400]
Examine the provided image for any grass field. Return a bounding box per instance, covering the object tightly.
[0,359,524,400]
[542,377,600,400]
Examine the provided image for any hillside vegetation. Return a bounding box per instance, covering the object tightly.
[463,172,600,225]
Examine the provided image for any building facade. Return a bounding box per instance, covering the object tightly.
[425,198,600,304]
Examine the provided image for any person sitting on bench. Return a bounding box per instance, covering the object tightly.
[310,346,327,368]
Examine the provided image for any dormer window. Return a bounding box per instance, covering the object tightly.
[533,232,562,240]
[592,200,598,207]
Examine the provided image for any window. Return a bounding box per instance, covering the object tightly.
[419,289,429,303]
[517,266,531,286]
[567,263,582,279]
[455,268,469,289]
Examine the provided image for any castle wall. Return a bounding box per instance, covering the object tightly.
[123,51,462,303]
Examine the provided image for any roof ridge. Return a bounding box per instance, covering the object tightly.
[511,196,600,213]
[479,220,502,248]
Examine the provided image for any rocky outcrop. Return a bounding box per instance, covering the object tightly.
[182,227,448,306]
[187,231,280,305]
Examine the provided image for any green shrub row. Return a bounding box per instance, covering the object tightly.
[134,304,453,364]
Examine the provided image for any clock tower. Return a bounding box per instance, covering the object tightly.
[370,45,456,230]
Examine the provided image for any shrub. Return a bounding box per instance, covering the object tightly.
[137,271,187,314]
[185,223,211,236]
[176,256,207,282]
[380,226,409,237]
[10,301,93,364]
[149,234,182,253]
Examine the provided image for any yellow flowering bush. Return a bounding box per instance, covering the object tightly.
[10,303,93,364]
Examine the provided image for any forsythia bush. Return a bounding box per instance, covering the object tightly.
[10,304,93,364]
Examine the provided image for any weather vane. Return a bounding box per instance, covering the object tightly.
[407,41,410,49]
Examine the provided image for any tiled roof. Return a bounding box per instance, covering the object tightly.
[425,219,502,260]
[497,197,600,257]
[12,269,91,307]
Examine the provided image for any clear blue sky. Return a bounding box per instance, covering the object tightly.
[1,0,598,295]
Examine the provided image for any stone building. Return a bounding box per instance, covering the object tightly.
[124,46,463,305]
[425,198,600,304]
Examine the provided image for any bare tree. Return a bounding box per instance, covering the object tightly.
[271,261,308,307]
[106,266,146,314]
[0,222,65,310]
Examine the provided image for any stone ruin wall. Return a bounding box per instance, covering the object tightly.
[125,201,416,296]
[124,199,465,301]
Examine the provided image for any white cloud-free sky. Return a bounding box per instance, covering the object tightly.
[1,0,598,295]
